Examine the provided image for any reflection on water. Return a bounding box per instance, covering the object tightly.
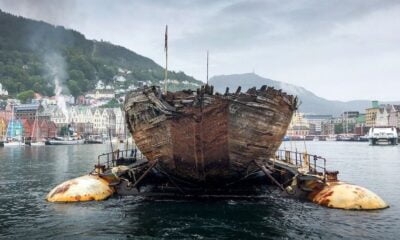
[0,142,399,239]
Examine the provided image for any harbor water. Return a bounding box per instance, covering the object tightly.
[0,142,399,239]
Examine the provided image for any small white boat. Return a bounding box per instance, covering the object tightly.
[45,138,85,145]
[4,140,25,147]
[85,135,104,144]
[46,124,85,145]
[30,141,46,146]
[325,135,337,141]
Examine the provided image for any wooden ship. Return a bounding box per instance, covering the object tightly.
[124,84,298,186]
[47,27,388,210]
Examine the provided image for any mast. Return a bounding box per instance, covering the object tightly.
[9,104,14,140]
[164,25,168,93]
[206,50,209,85]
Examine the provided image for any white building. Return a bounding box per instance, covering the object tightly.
[0,83,8,96]
[90,108,116,134]
[95,80,105,90]
[85,89,115,100]
[113,107,126,137]
[375,106,391,127]
[388,105,400,128]
[114,75,126,82]
[303,115,333,134]
[50,107,69,126]
[48,105,118,135]
[287,112,310,137]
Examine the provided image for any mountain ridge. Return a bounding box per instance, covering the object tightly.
[209,73,399,116]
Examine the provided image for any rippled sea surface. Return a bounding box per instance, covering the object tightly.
[0,142,399,239]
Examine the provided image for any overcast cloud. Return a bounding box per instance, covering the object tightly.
[0,0,399,101]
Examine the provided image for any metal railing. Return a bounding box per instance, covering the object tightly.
[97,148,145,169]
[275,150,326,177]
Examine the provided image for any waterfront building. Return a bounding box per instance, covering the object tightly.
[14,104,42,120]
[113,107,126,138]
[375,105,391,126]
[366,101,380,127]
[91,108,103,133]
[42,120,57,138]
[354,114,368,135]
[50,107,69,127]
[388,105,400,128]
[69,106,93,124]
[338,111,359,134]
[287,112,310,137]
[21,119,33,138]
[46,104,121,136]
[321,121,335,135]
[289,112,308,128]
[104,109,116,135]
[0,118,6,138]
[341,111,359,119]
[0,110,12,121]
[6,119,24,139]
[303,114,332,135]
[90,108,116,135]
[286,126,310,137]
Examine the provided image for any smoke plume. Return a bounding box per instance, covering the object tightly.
[44,52,70,123]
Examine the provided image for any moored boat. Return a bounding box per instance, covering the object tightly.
[124,85,297,184]
[368,126,398,145]
[29,141,46,146]
[45,124,84,145]
[45,137,85,145]
[85,135,104,144]
[4,139,25,147]
[325,135,337,141]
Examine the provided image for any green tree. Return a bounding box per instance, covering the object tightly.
[16,90,35,103]
[66,80,81,97]
[100,98,121,108]
[334,123,343,134]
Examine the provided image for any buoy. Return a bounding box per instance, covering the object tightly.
[309,182,388,210]
[47,175,114,202]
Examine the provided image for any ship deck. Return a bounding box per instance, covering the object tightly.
[93,148,329,199]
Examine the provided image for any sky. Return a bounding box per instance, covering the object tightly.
[0,0,399,101]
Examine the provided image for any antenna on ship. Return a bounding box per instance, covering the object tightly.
[206,50,209,85]
[164,24,168,94]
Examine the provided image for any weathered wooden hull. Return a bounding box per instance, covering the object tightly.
[124,85,297,184]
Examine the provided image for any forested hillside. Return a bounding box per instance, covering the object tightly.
[0,10,202,97]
